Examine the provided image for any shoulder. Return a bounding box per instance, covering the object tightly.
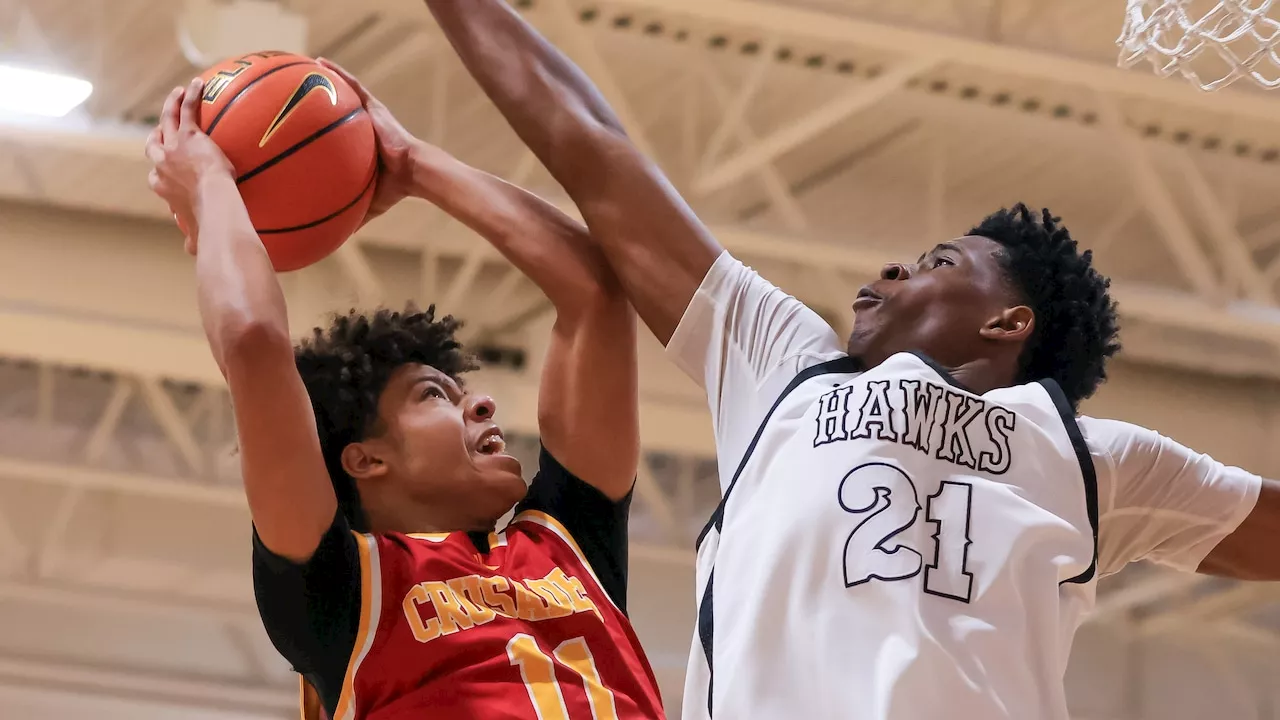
[513,445,632,611]
[517,445,633,520]
[1076,416,1160,512]
[1077,415,1158,453]
[669,251,844,377]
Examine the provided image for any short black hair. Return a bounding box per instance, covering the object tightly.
[294,305,477,531]
[970,204,1121,409]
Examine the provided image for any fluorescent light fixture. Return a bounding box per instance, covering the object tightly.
[0,64,93,118]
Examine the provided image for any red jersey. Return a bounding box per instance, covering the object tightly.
[317,510,664,720]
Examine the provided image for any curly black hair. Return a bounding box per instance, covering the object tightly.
[969,204,1121,409]
[294,305,477,531]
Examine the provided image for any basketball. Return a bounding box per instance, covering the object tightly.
[196,51,377,272]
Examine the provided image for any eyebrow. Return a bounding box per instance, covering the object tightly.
[917,241,964,264]
[412,374,460,396]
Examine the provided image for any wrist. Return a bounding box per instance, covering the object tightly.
[191,168,240,219]
[406,140,456,201]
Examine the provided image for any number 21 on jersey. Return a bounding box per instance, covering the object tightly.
[508,634,619,720]
[838,462,975,602]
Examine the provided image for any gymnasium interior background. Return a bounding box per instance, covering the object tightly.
[0,0,1279,718]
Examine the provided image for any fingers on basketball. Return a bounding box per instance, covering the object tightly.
[180,78,203,130]
[193,52,377,271]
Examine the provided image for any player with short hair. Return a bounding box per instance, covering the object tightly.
[144,68,665,720]
[419,2,1280,719]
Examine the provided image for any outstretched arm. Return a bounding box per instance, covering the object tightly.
[323,62,638,500]
[1082,418,1277,581]
[146,80,334,562]
[1200,479,1280,580]
[422,0,722,344]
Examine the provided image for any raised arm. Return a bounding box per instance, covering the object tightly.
[146,80,334,562]
[421,0,722,344]
[323,62,638,499]
[411,150,639,498]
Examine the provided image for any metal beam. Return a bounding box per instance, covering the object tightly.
[1090,572,1208,623]
[694,55,942,195]
[634,457,680,541]
[5,122,1280,376]
[361,35,433,88]
[1174,152,1273,304]
[600,0,1280,125]
[333,240,386,306]
[84,378,134,464]
[699,64,809,231]
[0,655,293,714]
[700,39,775,170]
[0,303,714,455]
[139,377,206,477]
[1141,584,1279,636]
[1095,94,1221,301]
[0,454,696,567]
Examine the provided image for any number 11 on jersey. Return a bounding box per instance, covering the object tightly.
[508,634,620,720]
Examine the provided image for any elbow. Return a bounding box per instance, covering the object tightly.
[543,103,624,179]
[216,317,294,379]
[559,292,636,355]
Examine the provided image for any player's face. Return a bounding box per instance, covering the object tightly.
[846,235,1027,369]
[370,363,528,528]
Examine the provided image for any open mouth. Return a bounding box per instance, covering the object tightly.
[853,286,883,311]
[476,430,507,455]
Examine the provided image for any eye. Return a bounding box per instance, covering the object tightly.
[932,256,955,268]
[421,385,447,401]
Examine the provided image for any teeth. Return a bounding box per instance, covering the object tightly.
[480,433,505,454]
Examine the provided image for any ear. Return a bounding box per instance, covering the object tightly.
[341,439,391,483]
[979,305,1035,344]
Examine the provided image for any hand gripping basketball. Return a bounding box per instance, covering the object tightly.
[145,78,235,254]
[316,58,421,226]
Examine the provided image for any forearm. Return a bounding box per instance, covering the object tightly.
[423,0,721,343]
[423,0,624,165]
[191,172,292,371]
[1198,477,1280,581]
[410,142,614,311]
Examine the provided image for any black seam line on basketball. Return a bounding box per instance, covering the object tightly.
[256,170,376,234]
[1041,378,1100,586]
[205,61,312,137]
[235,106,365,186]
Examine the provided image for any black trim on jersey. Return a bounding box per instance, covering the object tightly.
[697,567,716,712]
[252,513,359,719]
[251,446,631,720]
[514,446,635,612]
[696,355,862,717]
[908,351,972,393]
[697,356,865,549]
[1038,379,1099,585]
[467,531,491,554]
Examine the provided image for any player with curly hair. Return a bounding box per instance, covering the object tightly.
[417,2,1280,720]
[144,66,665,719]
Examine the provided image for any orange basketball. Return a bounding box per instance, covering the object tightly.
[197,51,376,272]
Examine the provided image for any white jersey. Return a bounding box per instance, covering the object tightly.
[668,252,1262,720]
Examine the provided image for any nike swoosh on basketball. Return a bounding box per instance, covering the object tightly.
[258,72,338,148]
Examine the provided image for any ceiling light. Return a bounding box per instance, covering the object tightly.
[0,64,93,118]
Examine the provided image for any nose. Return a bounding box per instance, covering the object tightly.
[466,395,497,422]
[881,262,914,281]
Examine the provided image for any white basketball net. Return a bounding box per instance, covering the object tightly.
[1118,0,1280,90]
